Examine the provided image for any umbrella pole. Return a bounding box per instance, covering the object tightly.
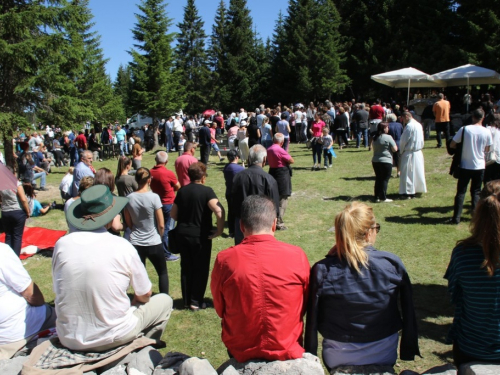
[466,76,470,114]
[407,79,410,106]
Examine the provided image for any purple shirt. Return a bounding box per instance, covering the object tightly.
[267,143,292,168]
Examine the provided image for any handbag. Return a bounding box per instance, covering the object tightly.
[449,126,466,179]
[168,226,180,254]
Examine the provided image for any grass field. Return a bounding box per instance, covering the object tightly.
[10,137,471,372]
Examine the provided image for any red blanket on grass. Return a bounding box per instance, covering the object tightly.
[0,227,66,259]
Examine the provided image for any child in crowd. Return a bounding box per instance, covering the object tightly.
[59,167,74,201]
[320,127,334,169]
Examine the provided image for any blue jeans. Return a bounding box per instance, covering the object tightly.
[32,171,46,188]
[357,128,368,148]
[119,141,125,156]
[312,142,322,164]
[162,204,175,257]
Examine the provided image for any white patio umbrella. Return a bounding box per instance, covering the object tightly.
[432,64,500,112]
[371,67,445,105]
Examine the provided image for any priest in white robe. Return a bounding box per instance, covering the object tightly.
[399,112,427,197]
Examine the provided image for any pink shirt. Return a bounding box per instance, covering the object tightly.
[267,143,292,168]
[227,126,238,138]
[311,121,325,137]
[174,152,198,187]
[210,127,216,144]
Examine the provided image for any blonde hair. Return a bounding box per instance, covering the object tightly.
[334,201,375,273]
[67,167,75,175]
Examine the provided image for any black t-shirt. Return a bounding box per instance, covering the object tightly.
[270,115,280,128]
[174,183,217,237]
[198,126,211,146]
[247,122,260,143]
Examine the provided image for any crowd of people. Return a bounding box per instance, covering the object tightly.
[1,93,500,372]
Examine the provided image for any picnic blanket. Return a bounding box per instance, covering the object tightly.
[0,227,67,259]
[21,336,155,375]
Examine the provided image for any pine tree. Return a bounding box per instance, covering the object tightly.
[308,0,349,100]
[130,0,183,139]
[222,0,258,111]
[114,64,134,117]
[209,0,229,110]
[269,11,289,103]
[253,31,272,105]
[0,0,77,167]
[175,0,210,114]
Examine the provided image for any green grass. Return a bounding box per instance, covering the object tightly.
[17,138,470,372]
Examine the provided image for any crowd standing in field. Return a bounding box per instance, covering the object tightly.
[1,93,500,373]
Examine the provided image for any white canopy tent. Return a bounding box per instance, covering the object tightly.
[432,64,500,112]
[371,67,445,105]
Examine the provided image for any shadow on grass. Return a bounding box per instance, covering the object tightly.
[322,195,375,202]
[172,298,214,311]
[341,176,375,181]
[412,283,454,344]
[385,205,470,225]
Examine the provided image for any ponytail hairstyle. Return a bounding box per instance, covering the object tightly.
[458,193,500,276]
[334,201,375,273]
[116,156,132,178]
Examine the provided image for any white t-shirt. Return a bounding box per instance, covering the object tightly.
[0,243,46,344]
[52,229,152,351]
[453,125,493,170]
[294,111,303,123]
[59,173,73,194]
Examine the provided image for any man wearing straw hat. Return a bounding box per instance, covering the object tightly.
[52,185,173,351]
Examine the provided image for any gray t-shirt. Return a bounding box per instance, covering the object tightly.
[127,191,162,246]
[372,134,396,164]
[0,182,22,212]
[116,175,138,197]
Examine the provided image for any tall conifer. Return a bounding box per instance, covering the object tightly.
[175,0,210,113]
[209,0,229,110]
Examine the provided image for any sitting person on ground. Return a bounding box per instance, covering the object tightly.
[445,191,500,366]
[305,201,420,371]
[53,185,173,351]
[64,176,94,233]
[59,167,74,201]
[0,242,56,359]
[23,183,53,217]
[211,195,310,362]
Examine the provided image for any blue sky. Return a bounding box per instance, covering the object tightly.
[88,0,290,79]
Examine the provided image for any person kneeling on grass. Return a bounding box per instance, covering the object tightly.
[305,201,420,371]
[211,195,310,362]
[0,242,56,359]
[53,185,173,351]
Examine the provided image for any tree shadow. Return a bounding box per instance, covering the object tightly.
[412,283,454,344]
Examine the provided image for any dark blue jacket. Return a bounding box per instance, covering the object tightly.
[304,246,420,361]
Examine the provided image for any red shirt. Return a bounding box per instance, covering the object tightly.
[211,234,310,363]
[369,105,385,120]
[174,152,198,187]
[214,116,224,129]
[149,165,178,205]
[267,143,292,168]
[75,134,87,149]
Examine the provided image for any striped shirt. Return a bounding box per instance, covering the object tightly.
[444,244,500,360]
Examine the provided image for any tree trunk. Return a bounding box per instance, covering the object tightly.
[153,117,159,148]
[3,129,16,171]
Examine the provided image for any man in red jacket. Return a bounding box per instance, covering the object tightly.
[211,195,310,363]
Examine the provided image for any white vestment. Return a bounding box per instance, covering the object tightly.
[399,119,427,194]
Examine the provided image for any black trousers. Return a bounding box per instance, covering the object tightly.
[372,162,392,200]
[134,243,169,294]
[52,150,65,167]
[435,121,450,147]
[2,210,27,256]
[200,145,210,165]
[453,168,484,223]
[178,234,212,307]
[173,131,181,151]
